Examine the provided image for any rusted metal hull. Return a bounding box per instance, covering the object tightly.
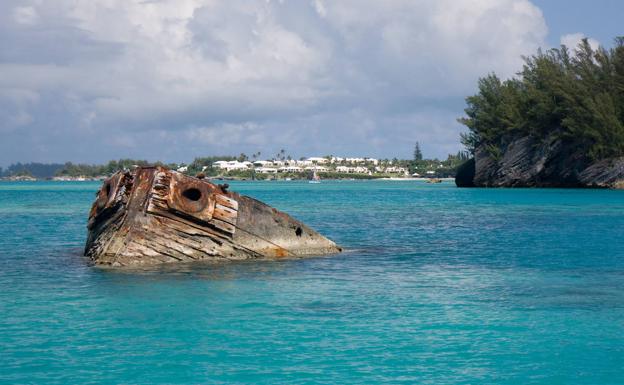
[85,167,341,267]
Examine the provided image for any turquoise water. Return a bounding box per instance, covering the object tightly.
[1,180,623,384]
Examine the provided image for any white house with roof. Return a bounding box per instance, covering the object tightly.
[255,167,277,174]
[253,160,273,167]
[385,166,408,174]
[336,166,370,174]
[305,166,328,172]
[307,157,329,164]
[296,159,313,166]
[212,160,251,171]
[278,166,303,173]
[336,166,350,173]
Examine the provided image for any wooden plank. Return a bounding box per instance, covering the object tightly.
[213,203,238,225]
[144,209,223,240]
[215,194,238,211]
[212,218,236,235]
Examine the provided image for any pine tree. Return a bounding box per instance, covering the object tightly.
[413,142,423,161]
[459,36,624,161]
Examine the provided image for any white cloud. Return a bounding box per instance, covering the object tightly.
[186,122,268,147]
[12,6,39,25]
[0,0,548,164]
[560,33,600,51]
[313,0,327,18]
[0,88,39,133]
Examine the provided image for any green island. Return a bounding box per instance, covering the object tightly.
[456,37,624,188]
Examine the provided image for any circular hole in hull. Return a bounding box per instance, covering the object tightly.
[182,187,202,201]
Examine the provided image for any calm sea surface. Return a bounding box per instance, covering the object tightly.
[1,180,623,384]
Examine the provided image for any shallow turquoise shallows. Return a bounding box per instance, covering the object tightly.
[1,180,623,384]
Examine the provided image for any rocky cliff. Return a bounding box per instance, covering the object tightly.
[455,135,624,188]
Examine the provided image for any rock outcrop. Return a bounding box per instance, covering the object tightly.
[454,158,475,187]
[455,135,624,188]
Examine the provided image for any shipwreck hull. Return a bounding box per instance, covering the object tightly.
[85,167,341,267]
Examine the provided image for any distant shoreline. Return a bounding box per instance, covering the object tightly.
[0,176,454,182]
[0,176,105,182]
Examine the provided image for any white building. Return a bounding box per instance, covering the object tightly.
[212,161,251,171]
[305,166,328,172]
[385,166,408,174]
[177,166,188,172]
[336,166,350,173]
[278,166,303,173]
[336,166,369,174]
[255,167,277,174]
[212,161,228,168]
[307,157,329,164]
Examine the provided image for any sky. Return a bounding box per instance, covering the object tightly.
[0,0,622,166]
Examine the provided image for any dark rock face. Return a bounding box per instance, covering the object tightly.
[456,135,624,188]
[579,158,624,188]
[454,158,475,187]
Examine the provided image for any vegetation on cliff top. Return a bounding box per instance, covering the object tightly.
[460,37,624,161]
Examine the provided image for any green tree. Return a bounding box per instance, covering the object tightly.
[459,36,624,161]
[413,142,423,161]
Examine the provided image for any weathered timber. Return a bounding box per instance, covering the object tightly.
[85,166,341,267]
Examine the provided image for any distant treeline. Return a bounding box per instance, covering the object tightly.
[1,153,469,179]
[56,159,184,178]
[0,163,65,178]
[460,37,624,160]
[0,159,178,178]
[0,157,237,178]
